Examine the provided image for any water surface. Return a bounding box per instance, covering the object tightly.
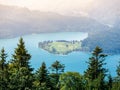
[0,32,119,76]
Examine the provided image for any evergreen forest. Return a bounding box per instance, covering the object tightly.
[0,38,120,90]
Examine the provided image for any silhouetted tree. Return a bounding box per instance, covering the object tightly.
[49,60,65,90]
[113,61,120,90]
[33,62,51,90]
[0,48,9,90]
[107,74,113,90]
[84,46,108,90]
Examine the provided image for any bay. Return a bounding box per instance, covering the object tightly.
[0,32,119,76]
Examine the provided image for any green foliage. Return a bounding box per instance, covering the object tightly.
[59,72,85,90]
[9,37,33,90]
[84,46,108,90]
[49,60,65,90]
[116,61,120,77]
[0,48,7,68]
[11,38,32,70]
[0,48,9,90]
[107,74,113,90]
[112,61,120,90]
[0,38,120,90]
[50,60,65,75]
[39,41,81,55]
[33,62,52,90]
[36,62,48,84]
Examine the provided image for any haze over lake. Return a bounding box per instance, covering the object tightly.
[0,32,119,76]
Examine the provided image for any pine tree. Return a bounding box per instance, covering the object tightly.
[9,38,33,90]
[0,48,9,90]
[113,61,120,90]
[84,46,107,90]
[50,60,65,75]
[12,38,32,70]
[33,62,51,90]
[49,60,65,90]
[107,74,113,90]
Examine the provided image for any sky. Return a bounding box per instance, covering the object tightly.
[0,0,119,25]
[0,0,94,13]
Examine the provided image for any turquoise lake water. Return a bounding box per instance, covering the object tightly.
[0,32,119,76]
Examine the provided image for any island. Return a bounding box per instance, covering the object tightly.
[38,40,82,55]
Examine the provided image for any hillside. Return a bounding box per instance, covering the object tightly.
[82,26,120,54]
[0,4,109,38]
[0,4,120,54]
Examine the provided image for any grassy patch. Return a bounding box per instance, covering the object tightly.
[39,40,82,55]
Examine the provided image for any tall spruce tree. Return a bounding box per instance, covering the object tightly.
[33,62,51,90]
[12,38,32,70]
[84,46,107,90]
[0,48,9,90]
[9,37,33,90]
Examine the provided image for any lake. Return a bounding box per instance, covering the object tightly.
[0,32,119,76]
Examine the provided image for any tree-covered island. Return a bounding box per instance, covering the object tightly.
[38,40,82,55]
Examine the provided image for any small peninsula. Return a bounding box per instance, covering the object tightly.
[38,40,82,55]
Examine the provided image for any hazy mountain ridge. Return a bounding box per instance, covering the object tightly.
[0,4,120,54]
[0,4,109,38]
[82,27,120,54]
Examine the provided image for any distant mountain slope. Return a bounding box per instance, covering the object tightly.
[0,4,109,38]
[82,26,120,54]
[1,4,120,54]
